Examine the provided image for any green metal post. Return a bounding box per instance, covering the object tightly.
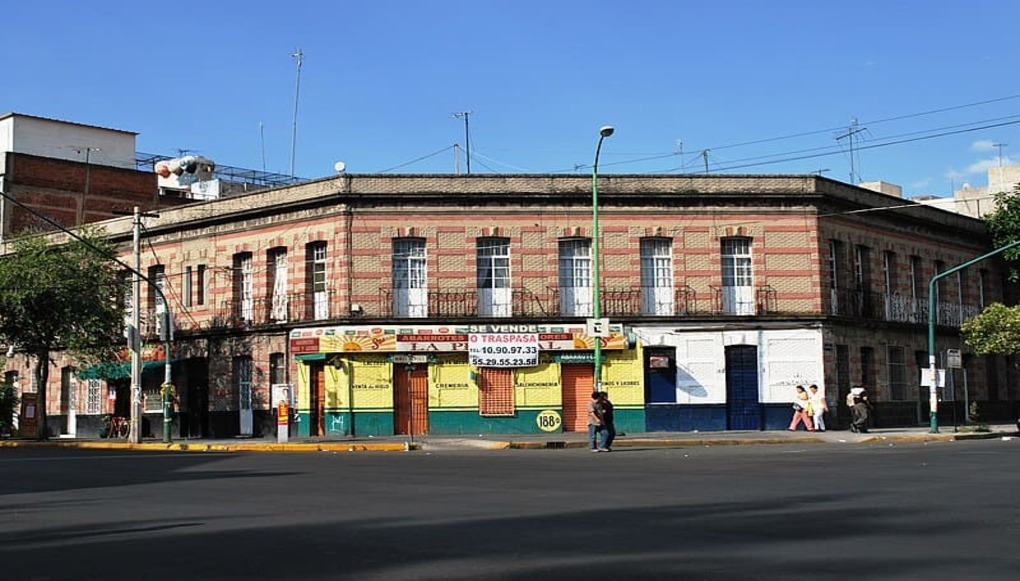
[927,238,1020,433]
[592,126,614,391]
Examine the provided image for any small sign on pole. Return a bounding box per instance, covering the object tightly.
[946,349,962,369]
[586,317,610,338]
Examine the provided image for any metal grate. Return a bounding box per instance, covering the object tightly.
[478,368,515,416]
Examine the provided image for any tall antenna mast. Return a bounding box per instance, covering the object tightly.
[290,48,304,178]
[994,142,1008,167]
[452,111,473,175]
[836,117,867,183]
[259,122,267,173]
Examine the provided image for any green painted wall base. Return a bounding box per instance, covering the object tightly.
[295,408,646,437]
[429,409,554,435]
[295,411,393,437]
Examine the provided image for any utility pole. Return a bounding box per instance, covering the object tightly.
[452,111,472,175]
[128,207,172,443]
[994,142,1008,167]
[701,149,710,173]
[836,117,867,183]
[290,48,304,178]
[130,207,142,443]
[76,147,100,226]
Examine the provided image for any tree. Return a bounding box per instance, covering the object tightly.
[961,302,1020,356]
[984,184,1020,281]
[0,228,125,438]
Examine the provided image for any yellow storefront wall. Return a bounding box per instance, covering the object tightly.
[513,354,561,408]
[430,354,475,408]
[601,342,643,407]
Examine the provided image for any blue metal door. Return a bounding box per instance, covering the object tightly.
[645,351,676,404]
[726,345,761,430]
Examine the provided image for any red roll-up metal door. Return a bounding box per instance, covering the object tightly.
[561,363,594,432]
[394,364,429,435]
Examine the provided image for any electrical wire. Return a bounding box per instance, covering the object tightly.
[377,145,456,173]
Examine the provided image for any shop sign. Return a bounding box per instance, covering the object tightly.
[536,410,562,432]
[290,324,627,354]
[554,352,601,363]
[468,333,539,367]
[649,355,671,369]
[389,354,435,364]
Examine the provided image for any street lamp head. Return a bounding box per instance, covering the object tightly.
[599,126,615,138]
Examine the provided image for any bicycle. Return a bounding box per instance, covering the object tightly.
[101,415,130,438]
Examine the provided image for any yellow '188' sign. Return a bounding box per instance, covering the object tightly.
[536,410,562,432]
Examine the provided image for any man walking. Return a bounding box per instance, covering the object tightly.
[597,391,616,452]
[587,391,603,452]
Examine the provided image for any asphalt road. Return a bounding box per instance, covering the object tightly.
[1,439,1017,581]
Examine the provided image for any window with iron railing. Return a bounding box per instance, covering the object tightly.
[640,237,674,316]
[233,252,254,323]
[477,237,511,317]
[721,237,753,315]
[393,238,427,318]
[558,238,592,316]
[307,242,329,320]
[268,247,289,322]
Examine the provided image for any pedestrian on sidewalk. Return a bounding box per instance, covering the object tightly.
[851,389,873,433]
[788,385,815,431]
[809,384,828,432]
[597,391,616,452]
[587,391,603,452]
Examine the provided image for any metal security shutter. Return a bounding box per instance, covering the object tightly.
[561,364,594,432]
[395,365,429,435]
[478,368,514,416]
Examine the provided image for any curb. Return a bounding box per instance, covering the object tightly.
[0,440,414,453]
[2,430,1013,453]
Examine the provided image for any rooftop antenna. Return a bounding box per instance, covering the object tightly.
[259,122,267,173]
[452,111,473,174]
[994,142,1008,167]
[290,47,304,178]
[836,116,867,183]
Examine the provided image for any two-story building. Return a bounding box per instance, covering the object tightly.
[7,172,1016,438]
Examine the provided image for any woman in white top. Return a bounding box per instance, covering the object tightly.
[808,384,828,432]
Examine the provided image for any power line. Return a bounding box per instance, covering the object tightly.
[377,145,457,173]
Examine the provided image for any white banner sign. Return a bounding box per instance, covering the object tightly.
[468,333,539,367]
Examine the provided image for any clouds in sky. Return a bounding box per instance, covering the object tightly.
[943,140,1015,184]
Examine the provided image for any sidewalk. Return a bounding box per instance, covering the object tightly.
[1,424,1015,453]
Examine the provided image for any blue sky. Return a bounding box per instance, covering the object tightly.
[4,1,1020,195]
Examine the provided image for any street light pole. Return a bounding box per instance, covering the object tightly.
[592,125,614,391]
[926,238,1020,433]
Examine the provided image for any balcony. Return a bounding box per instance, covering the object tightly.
[707,285,778,316]
[830,289,981,328]
[187,283,989,329]
[375,286,704,319]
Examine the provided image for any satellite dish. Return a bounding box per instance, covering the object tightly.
[334,161,347,174]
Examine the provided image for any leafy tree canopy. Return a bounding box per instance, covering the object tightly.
[984,185,1020,281]
[0,228,125,361]
[0,228,126,437]
[961,302,1020,356]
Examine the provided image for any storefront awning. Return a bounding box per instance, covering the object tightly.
[77,360,170,381]
[295,353,328,362]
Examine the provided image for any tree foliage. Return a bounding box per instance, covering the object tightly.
[0,228,125,438]
[961,302,1020,356]
[984,185,1020,281]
